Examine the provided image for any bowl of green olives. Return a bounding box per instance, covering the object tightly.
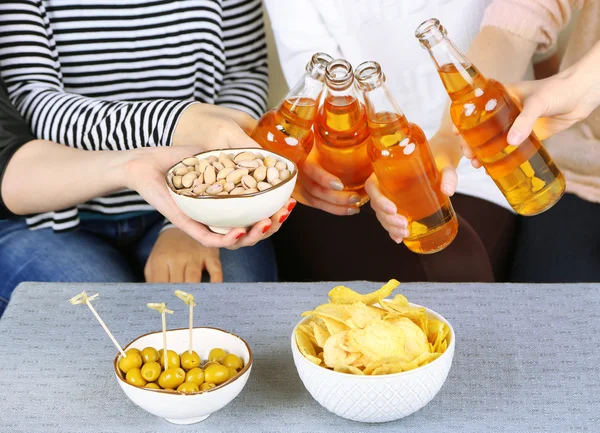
[114,327,252,425]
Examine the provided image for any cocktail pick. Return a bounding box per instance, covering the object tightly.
[174,290,196,354]
[69,291,127,358]
[147,302,174,371]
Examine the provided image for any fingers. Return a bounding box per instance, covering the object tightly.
[184,264,203,283]
[228,198,297,249]
[375,211,410,244]
[204,257,223,283]
[302,149,344,191]
[168,261,185,283]
[263,198,295,238]
[300,174,357,205]
[144,260,169,283]
[507,98,545,146]
[365,174,396,214]
[505,81,543,145]
[440,166,457,196]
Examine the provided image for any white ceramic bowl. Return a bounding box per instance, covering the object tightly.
[114,327,252,425]
[166,148,297,234]
[291,304,455,423]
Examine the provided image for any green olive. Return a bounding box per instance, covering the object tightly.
[141,361,161,382]
[158,367,186,389]
[125,368,147,387]
[140,347,159,364]
[126,348,141,356]
[204,363,229,385]
[200,382,216,391]
[158,349,180,369]
[177,382,199,394]
[227,367,238,380]
[221,354,243,370]
[208,348,227,362]
[203,361,219,369]
[145,382,161,390]
[185,368,205,386]
[119,352,142,374]
[181,351,201,370]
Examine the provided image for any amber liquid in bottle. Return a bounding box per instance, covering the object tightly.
[314,60,373,205]
[251,52,332,167]
[416,19,565,216]
[369,113,458,253]
[251,97,317,166]
[441,64,565,215]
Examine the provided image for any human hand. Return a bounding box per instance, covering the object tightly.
[505,70,600,146]
[173,103,259,149]
[364,131,460,243]
[364,173,409,244]
[144,228,223,283]
[123,146,296,249]
[293,146,362,216]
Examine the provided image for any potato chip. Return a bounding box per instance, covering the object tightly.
[319,316,350,335]
[334,364,365,375]
[323,332,360,368]
[363,357,404,375]
[295,328,316,358]
[298,324,318,348]
[345,302,386,328]
[310,321,331,348]
[347,320,408,360]
[328,279,400,306]
[304,354,322,366]
[297,280,450,376]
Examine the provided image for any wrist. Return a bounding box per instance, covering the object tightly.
[172,102,202,146]
[117,148,147,191]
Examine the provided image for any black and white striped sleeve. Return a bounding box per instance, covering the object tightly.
[216,0,268,119]
[0,1,195,150]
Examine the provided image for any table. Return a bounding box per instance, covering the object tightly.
[0,282,598,433]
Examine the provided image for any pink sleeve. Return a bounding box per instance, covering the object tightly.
[481,0,584,53]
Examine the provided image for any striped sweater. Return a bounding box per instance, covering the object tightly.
[0,0,268,231]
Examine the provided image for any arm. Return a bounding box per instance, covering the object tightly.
[0,1,194,149]
[215,0,269,120]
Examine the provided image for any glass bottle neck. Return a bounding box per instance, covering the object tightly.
[281,52,332,110]
[416,19,487,102]
[428,40,487,102]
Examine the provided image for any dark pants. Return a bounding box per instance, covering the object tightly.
[0,212,277,317]
[273,193,517,283]
[510,193,600,282]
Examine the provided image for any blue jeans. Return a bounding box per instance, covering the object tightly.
[0,213,276,317]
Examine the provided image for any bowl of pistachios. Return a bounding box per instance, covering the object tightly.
[166,148,298,234]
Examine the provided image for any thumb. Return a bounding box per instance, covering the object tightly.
[506,81,544,146]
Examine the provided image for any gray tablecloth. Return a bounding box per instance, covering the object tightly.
[0,282,598,433]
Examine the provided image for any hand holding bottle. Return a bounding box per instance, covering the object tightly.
[506,42,600,146]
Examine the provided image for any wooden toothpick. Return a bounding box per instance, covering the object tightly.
[147,302,174,370]
[69,291,127,358]
[174,290,196,354]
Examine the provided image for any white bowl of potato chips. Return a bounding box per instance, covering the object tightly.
[291,280,455,423]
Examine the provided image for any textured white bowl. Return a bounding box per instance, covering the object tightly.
[291,304,455,423]
[166,148,297,234]
[114,327,252,425]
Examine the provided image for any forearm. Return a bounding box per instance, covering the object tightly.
[1,140,131,215]
[568,40,600,102]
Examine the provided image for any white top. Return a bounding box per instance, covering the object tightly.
[264,0,520,211]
